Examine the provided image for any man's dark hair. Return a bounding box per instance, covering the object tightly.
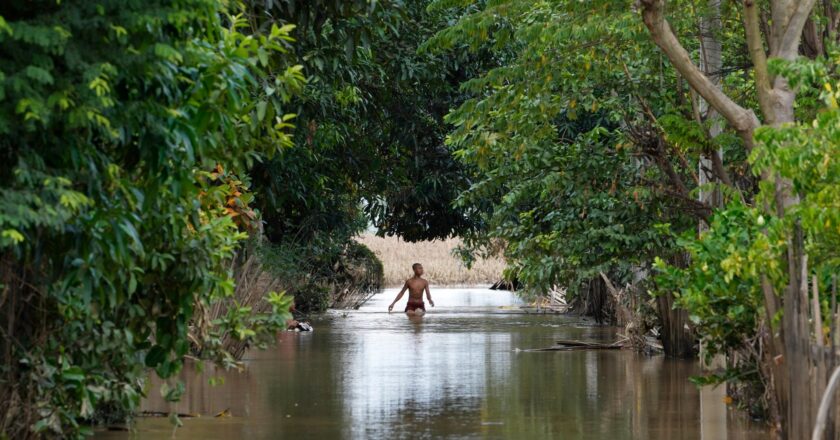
[412,263,422,270]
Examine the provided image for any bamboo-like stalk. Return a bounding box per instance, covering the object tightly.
[813,275,824,347]
[812,366,840,440]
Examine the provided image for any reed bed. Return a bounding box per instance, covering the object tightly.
[355,233,506,287]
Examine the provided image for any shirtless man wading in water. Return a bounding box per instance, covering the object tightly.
[388,263,434,315]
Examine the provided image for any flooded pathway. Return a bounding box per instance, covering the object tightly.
[98,288,769,439]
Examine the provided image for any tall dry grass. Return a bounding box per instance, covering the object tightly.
[355,233,505,287]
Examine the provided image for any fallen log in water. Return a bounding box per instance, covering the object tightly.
[556,339,624,348]
[519,304,568,314]
[522,336,663,353]
[138,410,199,418]
[523,339,623,352]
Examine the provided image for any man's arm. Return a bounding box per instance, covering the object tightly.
[388,282,408,312]
[425,281,434,307]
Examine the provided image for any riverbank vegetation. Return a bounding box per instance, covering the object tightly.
[424,0,840,437]
[0,2,304,437]
[0,0,471,437]
[2,0,839,438]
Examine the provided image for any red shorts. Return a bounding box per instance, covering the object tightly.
[405,299,425,312]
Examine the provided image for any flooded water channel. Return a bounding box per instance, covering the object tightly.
[97,288,770,439]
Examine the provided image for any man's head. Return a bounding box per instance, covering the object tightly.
[412,263,424,276]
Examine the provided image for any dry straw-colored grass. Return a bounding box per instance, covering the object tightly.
[355,233,506,287]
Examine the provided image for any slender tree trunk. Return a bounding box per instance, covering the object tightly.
[659,253,696,357]
[697,0,725,370]
[698,0,723,212]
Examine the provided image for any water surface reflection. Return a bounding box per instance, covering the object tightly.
[97,288,769,439]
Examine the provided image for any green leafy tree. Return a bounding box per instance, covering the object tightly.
[423,1,711,304]
[248,0,485,248]
[0,1,302,437]
[637,1,838,436]
[226,0,490,312]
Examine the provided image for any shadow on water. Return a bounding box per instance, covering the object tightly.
[96,288,770,440]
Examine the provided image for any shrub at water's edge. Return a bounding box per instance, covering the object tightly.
[255,237,384,313]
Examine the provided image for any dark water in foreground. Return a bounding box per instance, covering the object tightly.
[97,288,769,439]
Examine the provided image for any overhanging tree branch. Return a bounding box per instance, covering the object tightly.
[639,0,761,150]
[743,0,775,119]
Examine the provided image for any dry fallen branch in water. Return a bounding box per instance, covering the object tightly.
[524,339,624,352]
[523,335,664,353]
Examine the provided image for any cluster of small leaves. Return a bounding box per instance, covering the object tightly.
[655,206,784,362]
[0,1,301,437]
[200,290,295,370]
[754,56,840,269]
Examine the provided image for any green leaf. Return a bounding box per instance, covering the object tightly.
[145,345,168,367]
[256,101,267,121]
[61,366,85,383]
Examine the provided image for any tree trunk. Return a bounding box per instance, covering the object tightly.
[657,291,696,358]
[697,0,723,214]
[697,0,726,369]
[782,225,840,440]
[659,253,696,358]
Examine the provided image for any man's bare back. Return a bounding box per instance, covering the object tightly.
[388,263,434,314]
[404,277,427,300]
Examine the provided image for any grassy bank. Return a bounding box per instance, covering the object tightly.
[355,233,505,287]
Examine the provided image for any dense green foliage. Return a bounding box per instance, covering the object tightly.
[424,0,706,295]
[250,0,484,248]
[0,1,480,435]
[2,0,838,436]
[426,0,840,427]
[0,1,301,437]
[657,57,840,398]
[226,0,493,315]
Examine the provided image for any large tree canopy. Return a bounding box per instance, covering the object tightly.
[424,1,715,292]
[248,0,486,244]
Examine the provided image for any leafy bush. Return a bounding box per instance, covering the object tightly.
[256,235,384,312]
[0,1,302,438]
[655,205,781,362]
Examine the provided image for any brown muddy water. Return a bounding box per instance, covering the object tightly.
[96,288,770,439]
